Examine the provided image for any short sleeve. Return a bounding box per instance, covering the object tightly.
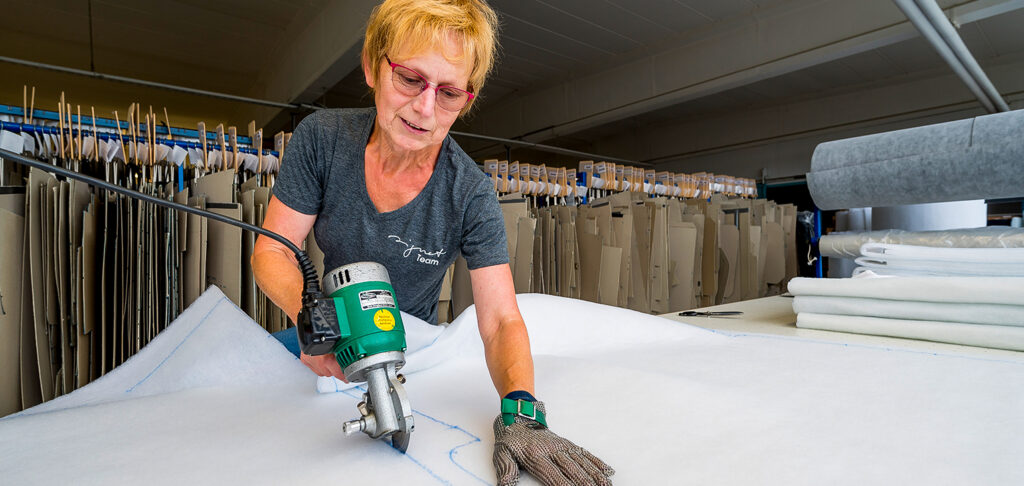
[460,179,510,270]
[272,114,323,215]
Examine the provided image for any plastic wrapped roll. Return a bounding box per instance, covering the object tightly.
[807,110,1024,209]
[819,227,1024,258]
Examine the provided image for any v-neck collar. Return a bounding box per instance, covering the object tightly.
[357,109,449,219]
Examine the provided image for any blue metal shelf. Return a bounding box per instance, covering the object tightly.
[0,119,278,157]
[0,104,272,152]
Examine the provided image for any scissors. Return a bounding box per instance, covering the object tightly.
[678,310,744,317]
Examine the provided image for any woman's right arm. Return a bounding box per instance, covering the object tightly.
[252,195,316,324]
[252,196,348,380]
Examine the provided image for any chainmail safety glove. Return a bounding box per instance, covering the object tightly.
[492,400,615,486]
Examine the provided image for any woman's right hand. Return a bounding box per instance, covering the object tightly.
[300,352,349,382]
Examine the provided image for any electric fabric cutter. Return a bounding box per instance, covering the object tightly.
[296,262,414,452]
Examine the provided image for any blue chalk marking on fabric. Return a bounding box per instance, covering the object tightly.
[396,449,453,485]
[404,400,492,485]
[449,438,491,486]
[336,385,492,484]
[126,296,229,392]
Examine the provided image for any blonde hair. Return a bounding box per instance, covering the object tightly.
[363,0,499,114]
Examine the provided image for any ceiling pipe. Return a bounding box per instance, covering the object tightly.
[913,0,1010,112]
[891,0,996,113]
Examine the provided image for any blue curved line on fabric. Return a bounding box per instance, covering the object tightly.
[333,383,492,485]
[332,385,452,485]
[414,410,491,486]
[126,296,229,392]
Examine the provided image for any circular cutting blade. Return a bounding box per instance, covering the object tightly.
[390,430,410,452]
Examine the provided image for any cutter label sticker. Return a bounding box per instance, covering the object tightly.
[374,309,396,331]
[359,289,396,310]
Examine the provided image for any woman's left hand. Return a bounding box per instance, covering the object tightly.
[299,352,349,382]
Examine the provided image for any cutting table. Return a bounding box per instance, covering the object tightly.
[665,295,1024,360]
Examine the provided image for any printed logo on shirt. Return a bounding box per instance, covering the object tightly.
[387,235,447,266]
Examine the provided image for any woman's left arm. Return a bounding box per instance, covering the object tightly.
[470,263,535,397]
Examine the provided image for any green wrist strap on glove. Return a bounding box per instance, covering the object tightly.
[492,400,615,486]
[501,397,547,427]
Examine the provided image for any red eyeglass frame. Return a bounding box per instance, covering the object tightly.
[384,54,475,111]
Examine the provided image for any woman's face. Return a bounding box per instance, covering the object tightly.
[365,40,472,155]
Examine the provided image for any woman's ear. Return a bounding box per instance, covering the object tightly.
[362,52,376,89]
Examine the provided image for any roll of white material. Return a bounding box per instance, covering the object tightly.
[655,185,668,195]
[621,181,631,191]
[819,227,1024,259]
[854,257,1024,276]
[787,276,1024,305]
[850,266,985,278]
[672,187,682,197]
[793,295,1024,327]
[591,177,606,189]
[796,312,1024,352]
[861,243,1024,263]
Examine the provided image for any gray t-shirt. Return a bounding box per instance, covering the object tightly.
[273,107,508,324]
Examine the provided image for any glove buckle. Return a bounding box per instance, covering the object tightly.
[501,398,547,427]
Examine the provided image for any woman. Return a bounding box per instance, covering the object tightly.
[252,1,613,484]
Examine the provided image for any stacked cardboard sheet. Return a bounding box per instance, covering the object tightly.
[790,274,1024,351]
[447,192,797,320]
[0,166,290,417]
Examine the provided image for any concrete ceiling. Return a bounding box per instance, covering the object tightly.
[2,0,1023,178]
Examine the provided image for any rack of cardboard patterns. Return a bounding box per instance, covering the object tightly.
[438,160,797,322]
[0,93,296,416]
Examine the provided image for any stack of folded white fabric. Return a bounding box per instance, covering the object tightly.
[853,243,1024,277]
[789,272,1024,351]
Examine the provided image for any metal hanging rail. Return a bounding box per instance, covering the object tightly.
[0,104,257,146]
[2,55,643,165]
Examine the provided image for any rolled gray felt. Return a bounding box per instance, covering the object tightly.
[808,110,1024,210]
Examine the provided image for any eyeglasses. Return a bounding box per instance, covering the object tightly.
[385,54,475,112]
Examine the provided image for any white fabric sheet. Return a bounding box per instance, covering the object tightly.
[793,295,1024,327]
[2,287,1023,485]
[796,312,1024,351]
[788,276,1024,305]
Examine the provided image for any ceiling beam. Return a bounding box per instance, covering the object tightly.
[465,0,1021,143]
[250,0,376,126]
